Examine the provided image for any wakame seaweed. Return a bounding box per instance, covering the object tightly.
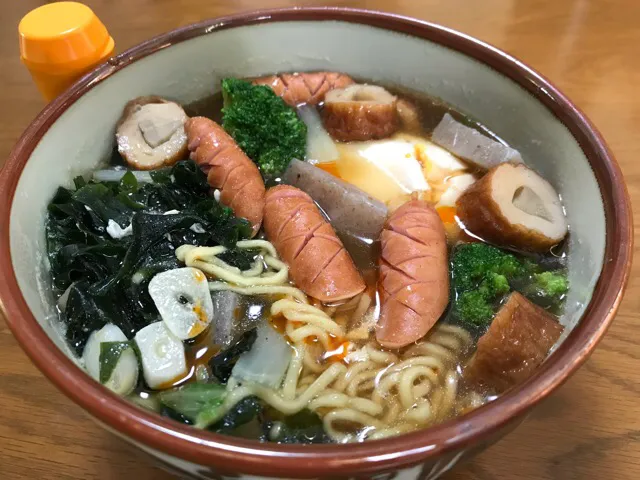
[210,396,264,436]
[208,329,258,383]
[266,409,331,444]
[46,161,253,354]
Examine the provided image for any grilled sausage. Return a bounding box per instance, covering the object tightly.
[377,200,449,348]
[252,72,354,107]
[185,117,265,236]
[263,185,365,302]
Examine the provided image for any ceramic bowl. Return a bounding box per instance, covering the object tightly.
[0,8,632,480]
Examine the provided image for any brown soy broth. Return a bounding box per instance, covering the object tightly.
[183,82,505,142]
[149,77,567,440]
[183,79,569,316]
[185,93,224,122]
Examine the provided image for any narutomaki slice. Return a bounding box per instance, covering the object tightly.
[252,72,354,107]
[377,200,449,349]
[185,117,265,236]
[263,185,365,302]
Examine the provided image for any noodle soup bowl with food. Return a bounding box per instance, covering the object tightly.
[0,8,631,480]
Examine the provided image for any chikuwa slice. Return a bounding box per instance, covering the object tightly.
[456,163,568,252]
[82,324,139,395]
[322,84,400,141]
[135,321,187,389]
[148,267,214,340]
[116,96,189,170]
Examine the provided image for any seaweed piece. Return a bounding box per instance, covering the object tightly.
[46,160,253,354]
[208,329,258,383]
[270,410,332,444]
[210,396,264,436]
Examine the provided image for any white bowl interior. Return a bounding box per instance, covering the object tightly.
[10,20,605,360]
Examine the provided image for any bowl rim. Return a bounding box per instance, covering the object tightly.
[0,7,633,478]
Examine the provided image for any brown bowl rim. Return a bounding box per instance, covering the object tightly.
[0,7,633,478]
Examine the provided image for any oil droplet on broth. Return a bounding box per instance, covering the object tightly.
[155,326,221,390]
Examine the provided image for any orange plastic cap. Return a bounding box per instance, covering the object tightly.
[19,2,114,69]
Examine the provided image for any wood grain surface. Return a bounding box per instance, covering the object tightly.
[1,1,638,479]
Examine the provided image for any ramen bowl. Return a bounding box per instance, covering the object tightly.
[0,8,632,480]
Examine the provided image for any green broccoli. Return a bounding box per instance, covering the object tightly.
[221,78,307,176]
[451,243,569,327]
[533,271,568,296]
[522,271,569,309]
[451,243,525,327]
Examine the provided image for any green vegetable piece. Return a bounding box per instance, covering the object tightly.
[210,396,263,434]
[221,78,307,175]
[119,171,139,193]
[99,341,133,384]
[451,243,570,326]
[451,243,525,327]
[158,383,227,428]
[520,270,569,312]
[456,290,494,326]
[273,409,331,444]
[532,271,569,297]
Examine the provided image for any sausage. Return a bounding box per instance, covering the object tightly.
[263,185,365,302]
[185,117,265,236]
[376,200,449,349]
[252,72,354,107]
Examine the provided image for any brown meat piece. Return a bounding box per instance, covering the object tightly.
[263,185,365,302]
[185,117,265,236]
[376,200,449,349]
[464,292,564,393]
[252,72,354,106]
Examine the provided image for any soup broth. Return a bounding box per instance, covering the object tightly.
[46,72,569,444]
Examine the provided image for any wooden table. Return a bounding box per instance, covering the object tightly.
[1,1,638,478]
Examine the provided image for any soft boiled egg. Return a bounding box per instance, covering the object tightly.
[325,134,471,206]
[333,139,428,203]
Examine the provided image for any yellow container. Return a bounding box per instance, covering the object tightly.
[19,2,115,101]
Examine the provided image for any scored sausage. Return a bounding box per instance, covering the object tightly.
[252,72,354,107]
[263,185,365,302]
[185,117,265,236]
[377,200,449,349]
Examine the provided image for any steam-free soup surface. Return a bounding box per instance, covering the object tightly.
[46,72,569,444]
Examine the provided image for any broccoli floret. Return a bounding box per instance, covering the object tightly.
[457,290,494,325]
[221,78,306,176]
[451,243,570,326]
[533,271,568,296]
[524,270,569,307]
[451,243,525,327]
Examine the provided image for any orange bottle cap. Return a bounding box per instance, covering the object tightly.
[19,2,114,71]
